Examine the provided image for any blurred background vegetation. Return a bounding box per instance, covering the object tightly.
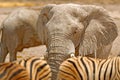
[0,0,119,7]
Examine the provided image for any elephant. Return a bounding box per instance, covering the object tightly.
[0,14,8,41]
[0,7,42,62]
[108,18,120,57]
[36,4,118,79]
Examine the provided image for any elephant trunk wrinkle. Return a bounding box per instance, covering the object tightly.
[48,35,72,53]
[50,32,72,39]
[47,34,75,80]
[48,39,74,54]
[48,45,69,54]
[47,52,70,80]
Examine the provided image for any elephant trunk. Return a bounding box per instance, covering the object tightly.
[47,52,69,80]
[47,36,75,80]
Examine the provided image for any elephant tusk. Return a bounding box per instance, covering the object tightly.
[70,52,75,57]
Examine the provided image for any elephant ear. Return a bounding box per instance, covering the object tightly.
[79,5,118,56]
[37,4,56,45]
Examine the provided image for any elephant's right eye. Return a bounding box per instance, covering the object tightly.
[72,12,78,18]
[43,13,49,20]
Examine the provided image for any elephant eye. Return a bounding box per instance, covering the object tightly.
[71,13,75,17]
[71,26,77,35]
[73,30,77,35]
[43,13,49,20]
[71,11,78,18]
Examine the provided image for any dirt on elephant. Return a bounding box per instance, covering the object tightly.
[0,1,119,62]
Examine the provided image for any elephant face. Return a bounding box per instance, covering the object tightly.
[37,4,118,56]
[46,5,85,47]
[37,4,118,80]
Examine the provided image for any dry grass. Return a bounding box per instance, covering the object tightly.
[0,2,44,7]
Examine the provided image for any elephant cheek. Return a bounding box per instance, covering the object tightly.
[47,53,69,80]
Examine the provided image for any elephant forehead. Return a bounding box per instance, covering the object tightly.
[52,3,80,9]
[49,4,88,22]
[51,4,80,13]
[46,16,83,34]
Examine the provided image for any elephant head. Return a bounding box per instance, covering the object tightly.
[37,4,118,79]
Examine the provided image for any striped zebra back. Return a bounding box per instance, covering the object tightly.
[58,56,120,80]
[0,62,30,80]
[16,57,51,80]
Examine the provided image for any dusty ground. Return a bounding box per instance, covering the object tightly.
[0,4,120,62]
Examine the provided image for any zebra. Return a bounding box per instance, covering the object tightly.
[15,56,52,80]
[0,62,30,80]
[58,56,120,80]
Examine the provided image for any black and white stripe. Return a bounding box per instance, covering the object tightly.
[16,57,51,80]
[58,56,120,80]
[0,62,30,80]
